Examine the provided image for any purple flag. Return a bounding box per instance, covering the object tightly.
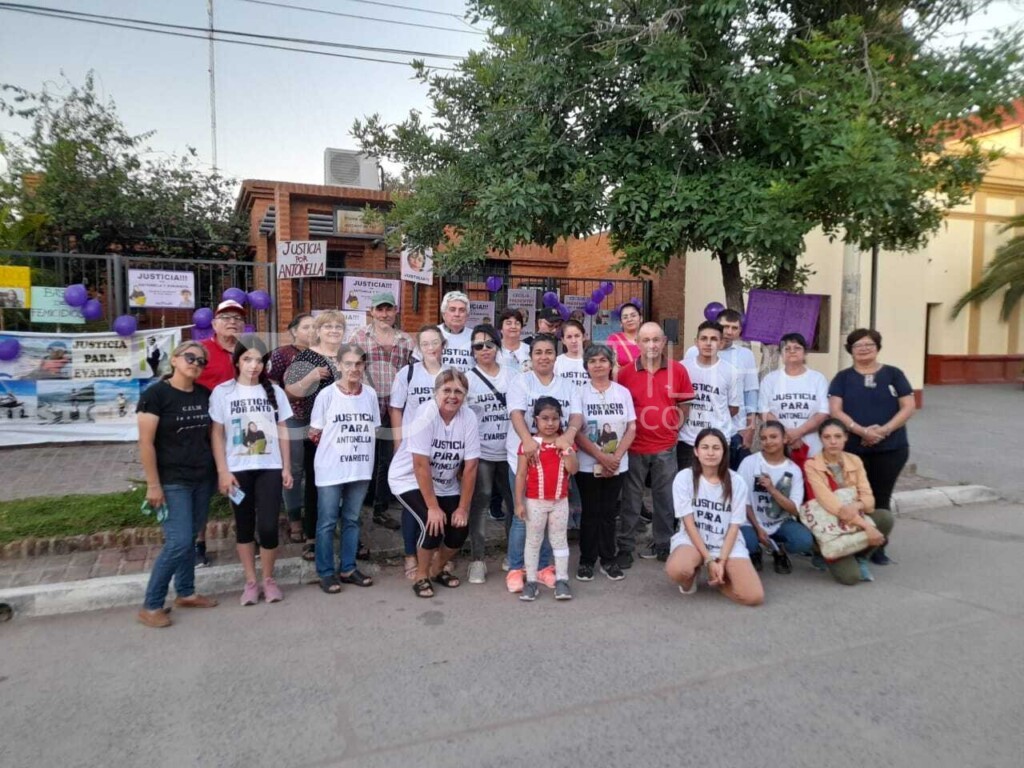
[742,290,822,347]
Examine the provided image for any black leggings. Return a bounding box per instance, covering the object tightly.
[302,438,319,541]
[396,490,468,551]
[576,470,623,567]
[856,446,910,511]
[231,469,283,548]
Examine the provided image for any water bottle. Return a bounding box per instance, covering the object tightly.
[769,471,794,520]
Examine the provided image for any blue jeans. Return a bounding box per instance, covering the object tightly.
[507,466,551,571]
[143,480,214,610]
[741,518,815,556]
[316,480,370,578]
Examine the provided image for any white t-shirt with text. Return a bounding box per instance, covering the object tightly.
[505,373,583,469]
[737,453,805,535]
[391,363,441,430]
[209,381,293,472]
[388,401,481,497]
[577,381,635,474]
[670,470,750,559]
[758,368,829,456]
[554,354,589,390]
[679,358,741,444]
[466,365,517,462]
[309,384,380,486]
[685,343,758,432]
[441,326,473,371]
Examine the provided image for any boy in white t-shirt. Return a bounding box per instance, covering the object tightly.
[678,321,741,470]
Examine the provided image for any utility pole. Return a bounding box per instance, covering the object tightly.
[839,242,862,368]
[208,0,218,172]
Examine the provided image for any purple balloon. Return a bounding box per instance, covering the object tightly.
[703,301,725,322]
[222,287,247,305]
[590,288,605,303]
[247,290,272,311]
[584,300,600,316]
[243,324,256,334]
[191,326,214,342]
[611,306,621,320]
[485,275,504,293]
[112,314,137,337]
[192,307,214,329]
[542,291,559,308]
[82,299,103,321]
[557,304,571,322]
[63,284,88,308]
[0,336,21,361]
[630,297,643,309]
[600,281,614,295]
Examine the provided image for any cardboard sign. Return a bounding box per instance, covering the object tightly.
[277,240,327,279]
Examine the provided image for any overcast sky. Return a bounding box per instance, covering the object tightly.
[0,0,1021,187]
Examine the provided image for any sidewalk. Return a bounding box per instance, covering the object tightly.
[0,442,141,502]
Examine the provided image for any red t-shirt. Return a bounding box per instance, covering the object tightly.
[617,358,695,454]
[196,338,236,390]
[518,439,571,500]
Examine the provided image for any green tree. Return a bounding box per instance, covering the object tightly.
[0,73,246,258]
[952,214,1024,321]
[354,1,1022,310]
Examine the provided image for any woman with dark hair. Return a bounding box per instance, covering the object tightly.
[498,307,531,372]
[465,324,517,585]
[664,428,763,605]
[210,334,293,605]
[284,311,346,562]
[554,319,589,389]
[269,312,315,543]
[389,369,481,598]
[136,341,219,627]
[828,328,915,565]
[606,302,642,367]
[737,421,811,575]
[804,418,893,585]
[309,344,379,593]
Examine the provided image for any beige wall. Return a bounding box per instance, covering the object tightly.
[683,123,1024,388]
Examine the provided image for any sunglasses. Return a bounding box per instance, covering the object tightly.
[472,341,497,351]
[181,352,208,368]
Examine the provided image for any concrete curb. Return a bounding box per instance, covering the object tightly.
[891,485,1002,514]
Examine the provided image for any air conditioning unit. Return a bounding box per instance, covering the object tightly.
[323,149,381,190]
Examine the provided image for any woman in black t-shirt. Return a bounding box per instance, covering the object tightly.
[136,341,219,628]
[828,328,916,565]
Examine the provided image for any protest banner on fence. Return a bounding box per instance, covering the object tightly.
[507,288,538,334]
[468,301,495,327]
[0,327,182,446]
[30,286,84,325]
[277,240,327,279]
[341,276,401,312]
[743,290,822,347]
[400,246,434,286]
[127,269,196,308]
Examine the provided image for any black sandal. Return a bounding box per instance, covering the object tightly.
[412,578,434,598]
[302,543,315,562]
[319,575,342,594]
[338,569,373,587]
[356,543,371,561]
[432,570,461,588]
[289,527,305,544]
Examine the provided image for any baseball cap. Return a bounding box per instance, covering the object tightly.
[215,299,246,317]
[370,292,397,308]
[536,307,562,324]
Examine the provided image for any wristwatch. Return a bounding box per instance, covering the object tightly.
[703,554,715,566]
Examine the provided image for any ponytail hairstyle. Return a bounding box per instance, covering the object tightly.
[691,427,732,506]
[232,334,278,418]
[760,419,790,459]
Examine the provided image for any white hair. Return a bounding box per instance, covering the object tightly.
[441,291,470,313]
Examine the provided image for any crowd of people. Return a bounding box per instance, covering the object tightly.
[136,291,914,627]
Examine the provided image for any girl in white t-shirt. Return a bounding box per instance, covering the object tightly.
[309,344,380,594]
[210,335,293,606]
[554,320,589,390]
[665,428,764,606]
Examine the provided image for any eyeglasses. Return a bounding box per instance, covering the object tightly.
[217,314,243,323]
[472,341,497,351]
[181,352,208,368]
[320,323,345,331]
[781,345,805,352]
[851,342,877,351]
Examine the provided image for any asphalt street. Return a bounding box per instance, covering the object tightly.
[2,501,1023,768]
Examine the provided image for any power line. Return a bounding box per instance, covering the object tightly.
[0,5,458,69]
[0,2,465,59]
[233,0,485,35]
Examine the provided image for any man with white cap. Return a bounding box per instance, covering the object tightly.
[350,291,413,530]
[194,298,246,565]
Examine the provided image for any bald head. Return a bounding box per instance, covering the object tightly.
[637,321,666,362]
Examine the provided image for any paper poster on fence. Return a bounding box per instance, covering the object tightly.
[127,269,196,308]
[0,327,182,447]
[401,246,433,286]
[341,276,401,312]
[468,301,495,327]
[0,265,31,308]
[276,240,327,279]
[507,288,538,334]
[30,286,84,325]
[562,295,593,338]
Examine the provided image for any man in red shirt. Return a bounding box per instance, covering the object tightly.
[194,298,246,564]
[616,321,694,566]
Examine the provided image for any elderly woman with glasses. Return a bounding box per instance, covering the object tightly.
[828,328,915,566]
[136,341,219,628]
[285,311,347,562]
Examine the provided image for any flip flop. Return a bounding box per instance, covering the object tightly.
[412,578,434,598]
[318,575,342,594]
[431,571,461,589]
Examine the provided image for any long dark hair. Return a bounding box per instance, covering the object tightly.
[232,334,278,417]
[760,419,790,459]
[691,427,732,505]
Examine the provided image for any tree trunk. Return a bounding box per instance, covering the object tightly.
[717,249,744,312]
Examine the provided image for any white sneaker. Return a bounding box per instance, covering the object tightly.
[468,560,487,584]
[678,579,698,595]
[501,556,510,572]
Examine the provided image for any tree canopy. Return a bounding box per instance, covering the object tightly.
[0,73,247,258]
[952,214,1024,321]
[354,0,1023,309]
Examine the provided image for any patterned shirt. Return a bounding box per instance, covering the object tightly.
[349,324,414,405]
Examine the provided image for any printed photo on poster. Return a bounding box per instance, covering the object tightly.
[127,269,196,309]
[468,301,495,327]
[507,288,539,334]
[0,265,32,308]
[341,276,401,312]
[401,246,434,286]
[563,295,593,338]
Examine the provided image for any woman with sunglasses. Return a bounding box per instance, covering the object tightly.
[390,325,448,578]
[136,341,219,628]
[465,324,517,584]
[828,329,915,565]
[284,311,346,562]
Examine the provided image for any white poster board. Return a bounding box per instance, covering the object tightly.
[127,269,196,308]
[468,301,495,328]
[507,288,538,334]
[277,240,327,279]
[401,246,434,285]
[341,276,402,312]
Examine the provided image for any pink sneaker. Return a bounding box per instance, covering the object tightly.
[262,577,283,603]
[240,581,260,606]
[537,565,557,589]
[505,569,525,593]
